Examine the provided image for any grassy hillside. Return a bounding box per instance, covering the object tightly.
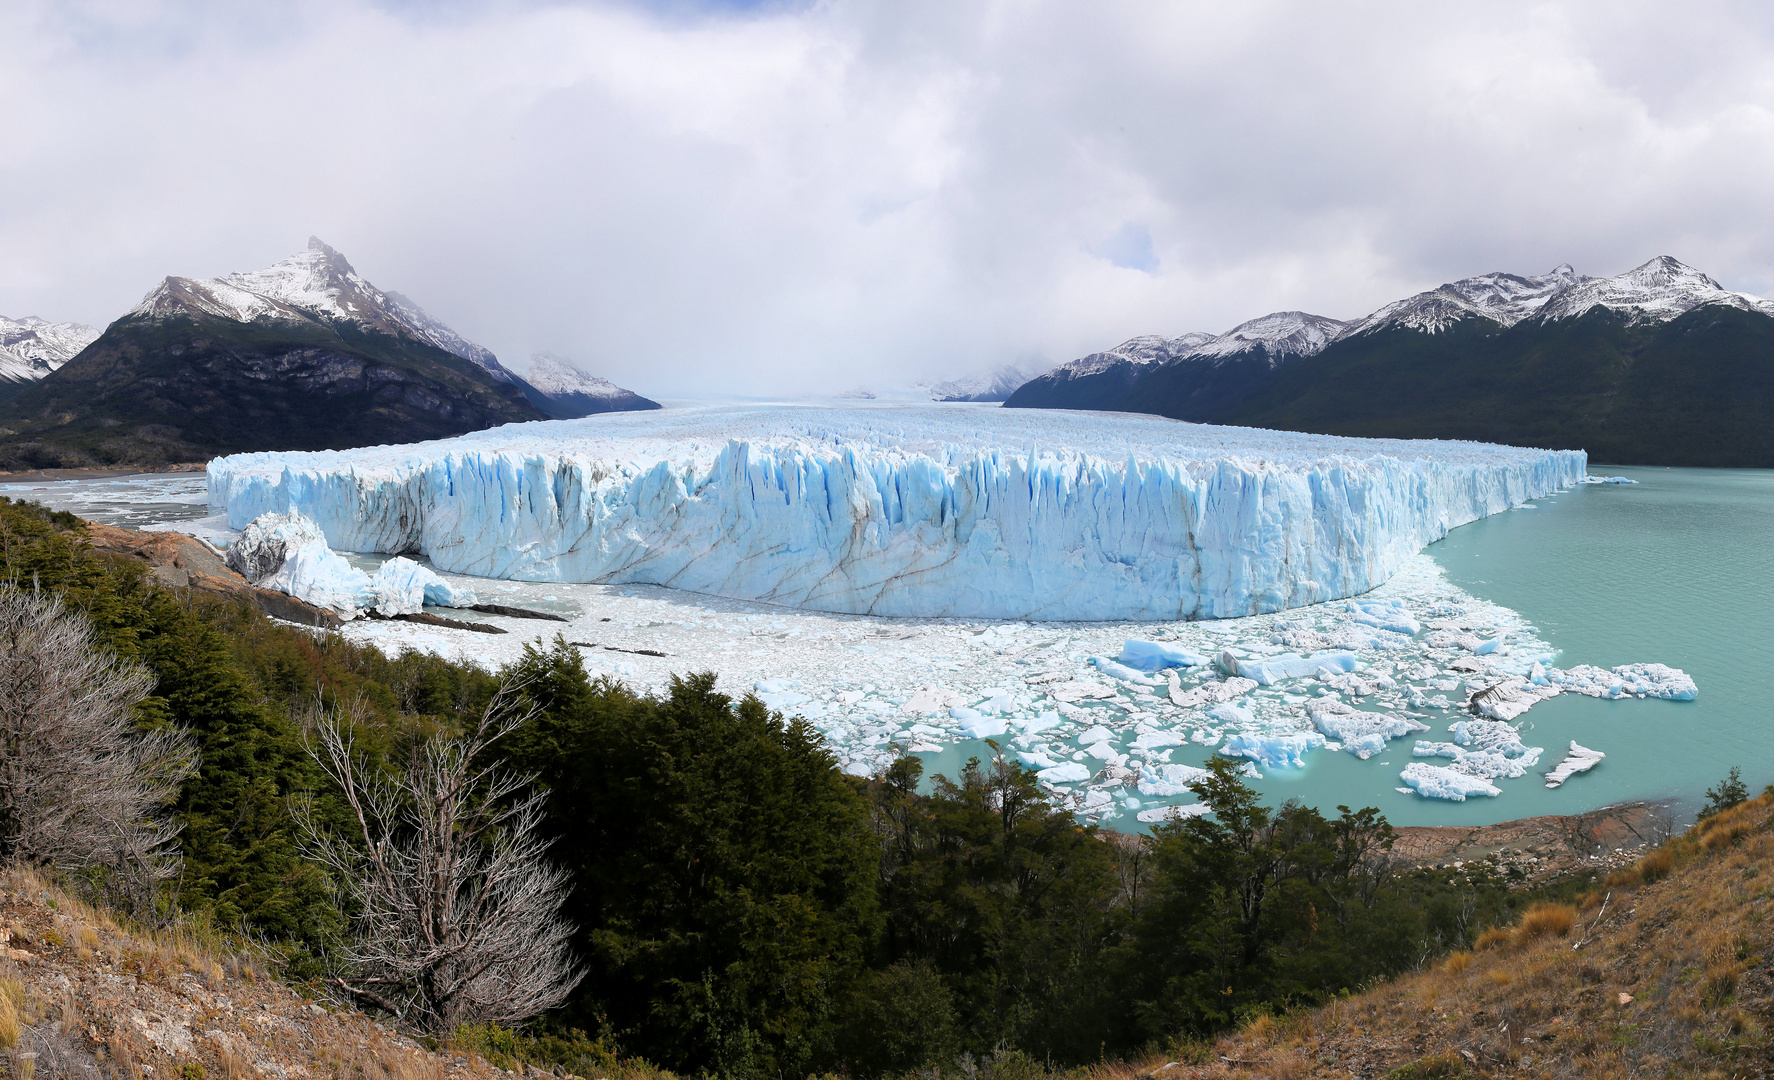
[1167,794,1774,1078]
[0,312,545,469]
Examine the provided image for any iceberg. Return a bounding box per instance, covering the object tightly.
[1544,742,1605,787]
[1219,650,1358,685]
[1116,639,1209,672]
[1221,731,1326,770]
[1399,762,1502,801]
[1305,698,1429,759]
[233,511,478,619]
[1137,763,1212,797]
[206,404,1585,621]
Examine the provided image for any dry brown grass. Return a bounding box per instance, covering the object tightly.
[1107,793,1774,1078]
[1514,901,1576,941]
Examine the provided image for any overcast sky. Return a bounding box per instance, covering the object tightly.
[5,0,1774,395]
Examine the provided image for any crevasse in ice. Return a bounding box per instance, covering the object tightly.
[206,405,1587,621]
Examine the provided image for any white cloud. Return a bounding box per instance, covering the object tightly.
[4,0,1774,396]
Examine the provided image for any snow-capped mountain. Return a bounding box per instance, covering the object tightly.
[1534,255,1774,324]
[130,238,516,382]
[1,239,548,468]
[1185,311,1351,362]
[1341,265,1587,336]
[0,316,100,385]
[515,354,659,418]
[1010,254,1774,467]
[920,363,1039,402]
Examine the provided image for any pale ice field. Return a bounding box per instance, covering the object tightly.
[6,450,1693,830]
[205,403,1586,621]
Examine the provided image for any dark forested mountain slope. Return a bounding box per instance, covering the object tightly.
[0,238,621,468]
[1014,257,1774,466]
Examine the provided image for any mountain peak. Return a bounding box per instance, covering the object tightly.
[303,236,356,276]
[1621,255,1720,291]
[122,242,514,381]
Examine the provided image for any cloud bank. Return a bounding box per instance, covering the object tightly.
[5,0,1774,395]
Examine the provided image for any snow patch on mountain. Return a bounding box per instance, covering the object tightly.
[0,316,100,384]
[1184,311,1351,362]
[921,364,1037,402]
[127,238,515,381]
[521,354,640,400]
[1344,265,1588,336]
[1535,255,1774,324]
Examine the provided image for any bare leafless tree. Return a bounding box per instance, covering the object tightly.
[0,585,197,909]
[293,685,582,1033]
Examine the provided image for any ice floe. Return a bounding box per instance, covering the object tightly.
[1544,742,1606,788]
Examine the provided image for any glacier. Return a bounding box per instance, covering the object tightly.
[206,404,1586,621]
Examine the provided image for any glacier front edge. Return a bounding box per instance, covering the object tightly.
[205,405,1586,621]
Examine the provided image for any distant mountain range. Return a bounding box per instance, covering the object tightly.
[0,239,656,469]
[0,316,99,398]
[1006,256,1774,466]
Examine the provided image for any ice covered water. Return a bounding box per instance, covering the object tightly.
[16,439,1726,831]
[204,403,1584,621]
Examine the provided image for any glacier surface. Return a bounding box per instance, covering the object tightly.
[206,404,1585,621]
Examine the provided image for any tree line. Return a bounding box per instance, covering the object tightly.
[0,495,1575,1078]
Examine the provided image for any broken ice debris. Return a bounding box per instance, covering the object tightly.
[1221,731,1326,771]
[235,512,478,619]
[1306,698,1429,759]
[1544,742,1605,788]
[1217,649,1357,685]
[1399,762,1503,801]
[1116,639,1208,672]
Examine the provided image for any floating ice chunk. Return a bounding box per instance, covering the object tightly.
[1019,751,1061,770]
[1348,599,1422,636]
[956,713,1009,739]
[259,538,376,618]
[1131,729,1188,751]
[1206,702,1254,727]
[755,679,803,694]
[1077,724,1116,745]
[1136,803,1213,824]
[1306,699,1430,759]
[1545,742,1606,787]
[1090,656,1163,685]
[1412,720,1543,780]
[1038,761,1092,784]
[1399,762,1502,801]
[1084,742,1124,762]
[1467,678,1560,721]
[1219,650,1358,686]
[902,685,966,715]
[1346,733,1387,758]
[1116,639,1208,672]
[1137,763,1211,797]
[1014,711,1063,734]
[1473,634,1505,655]
[1221,731,1325,770]
[1579,475,1637,484]
[975,688,1017,713]
[226,511,329,582]
[757,691,812,712]
[1552,663,1697,701]
[1169,676,1259,708]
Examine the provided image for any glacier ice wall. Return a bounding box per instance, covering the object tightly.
[206,405,1586,621]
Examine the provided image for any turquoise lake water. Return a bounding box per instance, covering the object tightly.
[1234,465,1772,825]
